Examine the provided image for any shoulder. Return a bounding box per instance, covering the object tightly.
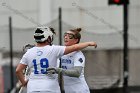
[52,45,65,47]
[23,47,37,56]
[25,47,36,53]
[75,51,84,57]
[74,51,85,63]
[73,51,85,60]
[51,45,66,51]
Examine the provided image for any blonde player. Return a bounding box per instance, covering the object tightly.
[16,27,97,93]
[47,28,97,93]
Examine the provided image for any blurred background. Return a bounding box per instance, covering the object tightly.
[0,0,140,93]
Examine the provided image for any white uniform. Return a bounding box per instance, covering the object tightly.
[20,45,65,93]
[61,51,90,93]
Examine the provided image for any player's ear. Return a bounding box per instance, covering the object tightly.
[46,36,52,44]
[74,39,79,44]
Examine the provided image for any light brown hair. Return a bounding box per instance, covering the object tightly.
[69,28,81,43]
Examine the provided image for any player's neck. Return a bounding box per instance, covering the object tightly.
[36,42,50,47]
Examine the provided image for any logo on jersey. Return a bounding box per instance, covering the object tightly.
[61,59,71,64]
[37,51,43,56]
[78,58,83,63]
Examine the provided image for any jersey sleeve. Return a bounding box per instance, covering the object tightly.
[53,45,66,58]
[20,53,28,65]
[74,52,85,67]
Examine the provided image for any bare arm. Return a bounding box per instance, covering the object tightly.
[16,64,27,86]
[64,42,97,55]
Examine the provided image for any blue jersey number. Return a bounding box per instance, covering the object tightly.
[32,58,49,74]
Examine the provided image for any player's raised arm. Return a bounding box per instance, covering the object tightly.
[64,41,97,55]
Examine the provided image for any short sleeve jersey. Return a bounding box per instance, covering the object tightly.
[20,45,65,92]
[61,51,90,93]
[61,51,85,85]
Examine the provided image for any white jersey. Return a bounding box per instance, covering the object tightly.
[61,51,90,93]
[20,45,65,93]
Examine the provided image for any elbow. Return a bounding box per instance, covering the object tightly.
[73,46,79,51]
[70,71,81,78]
[64,45,79,55]
[16,69,20,76]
